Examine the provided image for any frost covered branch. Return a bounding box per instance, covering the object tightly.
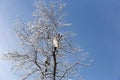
[3,0,89,80]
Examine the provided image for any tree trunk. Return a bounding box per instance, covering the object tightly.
[53,47,57,80]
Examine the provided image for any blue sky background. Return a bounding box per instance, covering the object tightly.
[0,0,120,80]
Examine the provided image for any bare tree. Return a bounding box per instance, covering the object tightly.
[3,0,89,80]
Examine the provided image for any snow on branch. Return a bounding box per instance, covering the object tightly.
[2,0,90,80]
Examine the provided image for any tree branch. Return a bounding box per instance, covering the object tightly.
[59,62,79,80]
[34,50,45,79]
[52,47,57,80]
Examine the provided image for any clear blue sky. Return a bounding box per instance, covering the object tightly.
[0,0,120,80]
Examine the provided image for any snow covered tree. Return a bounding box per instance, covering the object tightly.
[3,0,89,80]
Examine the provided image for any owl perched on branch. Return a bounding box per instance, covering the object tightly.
[53,37,59,48]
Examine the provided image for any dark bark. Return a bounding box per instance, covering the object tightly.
[34,50,44,79]
[53,47,57,80]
